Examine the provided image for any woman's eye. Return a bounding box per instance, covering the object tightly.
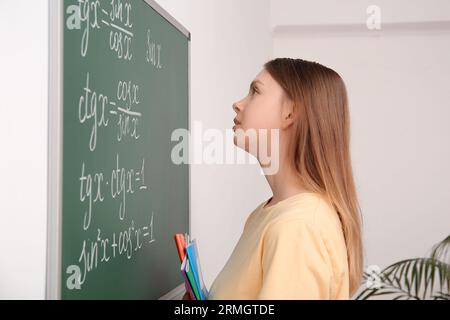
[249,86,258,95]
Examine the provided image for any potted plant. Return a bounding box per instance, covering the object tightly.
[356,235,450,300]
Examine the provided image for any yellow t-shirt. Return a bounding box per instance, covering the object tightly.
[208,192,350,300]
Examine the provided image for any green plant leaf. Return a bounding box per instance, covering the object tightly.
[356,235,450,300]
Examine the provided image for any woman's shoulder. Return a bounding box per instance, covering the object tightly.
[243,200,267,230]
[266,193,346,252]
[244,192,344,238]
[267,192,326,224]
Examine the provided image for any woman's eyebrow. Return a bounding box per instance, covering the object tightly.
[249,80,264,90]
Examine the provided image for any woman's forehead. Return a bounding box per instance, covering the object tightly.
[255,69,270,82]
[255,69,280,88]
[254,69,284,94]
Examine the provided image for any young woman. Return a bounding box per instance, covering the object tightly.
[184,58,364,300]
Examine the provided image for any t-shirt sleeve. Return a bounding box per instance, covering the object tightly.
[257,218,334,299]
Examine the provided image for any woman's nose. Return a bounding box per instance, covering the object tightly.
[232,102,241,113]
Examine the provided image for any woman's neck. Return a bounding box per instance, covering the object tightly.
[263,160,308,207]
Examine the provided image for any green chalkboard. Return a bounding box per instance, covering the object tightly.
[60,0,190,299]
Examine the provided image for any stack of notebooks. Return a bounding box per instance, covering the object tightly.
[174,233,209,300]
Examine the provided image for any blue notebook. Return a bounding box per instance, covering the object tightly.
[185,239,209,300]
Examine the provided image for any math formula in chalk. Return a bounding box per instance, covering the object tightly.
[146,29,163,69]
[66,0,134,60]
[78,72,142,152]
[79,154,148,231]
[66,213,156,289]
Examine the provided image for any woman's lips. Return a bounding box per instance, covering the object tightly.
[233,119,241,131]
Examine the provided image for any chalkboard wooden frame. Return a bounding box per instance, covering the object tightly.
[47,0,191,300]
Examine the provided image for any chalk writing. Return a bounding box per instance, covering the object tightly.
[71,213,156,288]
[79,154,148,230]
[146,29,163,69]
[66,0,134,60]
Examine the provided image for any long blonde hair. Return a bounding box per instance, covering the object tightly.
[264,58,364,296]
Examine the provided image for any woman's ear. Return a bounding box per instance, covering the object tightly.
[280,98,296,130]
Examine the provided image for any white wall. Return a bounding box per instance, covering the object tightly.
[271,0,450,295]
[270,0,450,26]
[0,0,49,299]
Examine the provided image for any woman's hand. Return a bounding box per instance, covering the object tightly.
[182,291,192,300]
[182,282,192,300]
